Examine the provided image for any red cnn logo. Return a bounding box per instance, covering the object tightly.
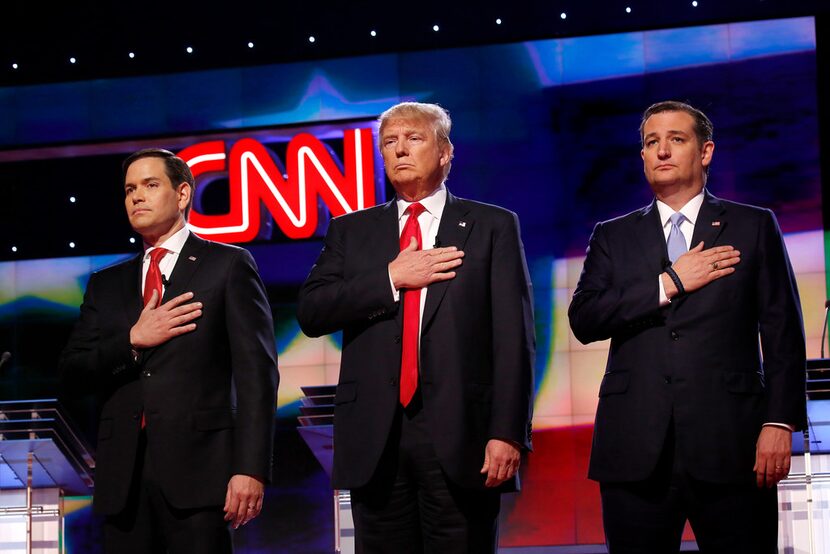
[178,128,377,242]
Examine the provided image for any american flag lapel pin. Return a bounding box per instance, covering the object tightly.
[458,221,467,228]
[188,256,197,261]
[711,221,721,227]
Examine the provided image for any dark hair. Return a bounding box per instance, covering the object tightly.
[122,148,195,217]
[639,100,713,148]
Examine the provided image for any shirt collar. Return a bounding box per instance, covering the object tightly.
[396,183,447,222]
[656,189,705,227]
[143,225,190,259]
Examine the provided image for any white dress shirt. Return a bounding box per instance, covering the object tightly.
[388,184,448,321]
[657,191,704,305]
[141,226,190,298]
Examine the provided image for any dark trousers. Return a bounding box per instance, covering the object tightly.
[600,424,778,554]
[350,395,501,553]
[103,432,233,554]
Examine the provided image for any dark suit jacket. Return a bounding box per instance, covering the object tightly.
[568,191,806,485]
[60,234,278,515]
[297,191,535,491]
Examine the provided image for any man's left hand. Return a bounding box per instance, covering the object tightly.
[480,439,521,488]
[223,474,265,529]
[753,426,792,488]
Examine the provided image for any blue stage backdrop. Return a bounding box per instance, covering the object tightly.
[0,16,824,552]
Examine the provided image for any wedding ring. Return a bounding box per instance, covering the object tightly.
[711,261,719,270]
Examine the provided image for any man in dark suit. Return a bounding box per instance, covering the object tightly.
[568,101,806,553]
[60,149,279,554]
[297,102,534,553]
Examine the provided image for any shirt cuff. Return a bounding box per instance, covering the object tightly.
[658,274,670,306]
[388,269,400,303]
[763,422,796,432]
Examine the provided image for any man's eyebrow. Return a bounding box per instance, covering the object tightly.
[644,129,691,139]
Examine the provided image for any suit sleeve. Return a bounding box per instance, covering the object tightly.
[568,222,663,344]
[755,210,807,430]
[225,249,279,481]
[489,212,535,450]
[297,216,398,337]
[58,272,137,391]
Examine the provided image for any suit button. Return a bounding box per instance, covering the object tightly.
[670,330,679,340]
[132,412,140,420]
[394,335,401,344]
[664,376,672,384]
[142,370,151,377]
[389,378,398,386]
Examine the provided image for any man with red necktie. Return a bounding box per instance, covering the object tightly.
[298,102,535,552]
[60,149,278,554]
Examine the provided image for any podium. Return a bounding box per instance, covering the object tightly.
[779,358,830,554]
[0,399,95,554]
[296,386,354,554]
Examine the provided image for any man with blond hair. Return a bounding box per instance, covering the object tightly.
[298,102,534,552]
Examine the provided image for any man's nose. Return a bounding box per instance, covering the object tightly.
[395,141,408,156]
[657,142,671,159]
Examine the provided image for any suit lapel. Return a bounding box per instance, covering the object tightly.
[421,192,472,331]
[162,233,209,302]
[633,200,670,275]
[120,254,144,325]
[375,200,406,327]
[671,191,727,310]
[690,191,727,249]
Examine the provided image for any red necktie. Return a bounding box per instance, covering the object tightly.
[140,247,167,429]
[143,248,169,306]
[399,203,425,407]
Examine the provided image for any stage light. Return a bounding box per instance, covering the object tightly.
[186,46,194,54]
[128,52,135,59]
[496,18,502,25]
[69,242,76,249]
[308,36,316,43]
[560,12,567,19]
[69,196,76,203]
[129,237,136,244]
[370,30,377,37]
[248,42,254,49]
[11,246,17,253]
[626,6,632,13]
[692,0,698,5]
[69,57,76,64]
[433,24,440,32]
[11,63,18,70]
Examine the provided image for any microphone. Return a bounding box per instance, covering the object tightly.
[161,275,170,287]
[0,352,10,371]
[821,300,829,359]
[434,235,441,248]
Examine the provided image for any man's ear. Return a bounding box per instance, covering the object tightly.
[177,183,192,211]
[700,141,715,168]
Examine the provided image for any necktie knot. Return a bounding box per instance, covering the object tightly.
[407,202,425,219]
[149,247,169,264]
[669,212,685,227]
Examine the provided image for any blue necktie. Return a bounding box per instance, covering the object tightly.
[667,212,687,263]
